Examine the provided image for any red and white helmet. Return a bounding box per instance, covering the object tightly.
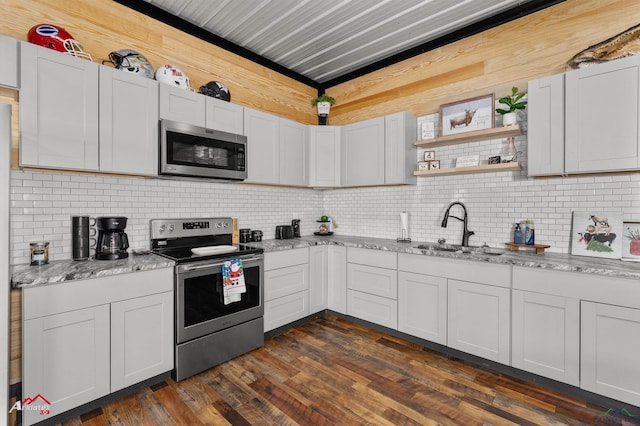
[27,24,92,61]
[155,64,190,90]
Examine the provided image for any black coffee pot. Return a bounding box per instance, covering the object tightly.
[95,216,129,260]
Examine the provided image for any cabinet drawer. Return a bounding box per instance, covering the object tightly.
[348,247,397,269]
[264,291,309,332]
[347,263,397,299]
[264,264,309,301]
[264,247,309,271]
[347,290,397,329]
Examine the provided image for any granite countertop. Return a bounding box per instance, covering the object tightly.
[11,253,175,288]
[246,235,640,281]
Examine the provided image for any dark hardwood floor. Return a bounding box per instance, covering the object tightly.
[58,315,638,425]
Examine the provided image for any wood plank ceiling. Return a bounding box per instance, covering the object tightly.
[123,0,564,88]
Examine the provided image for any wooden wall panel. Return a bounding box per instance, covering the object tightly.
[327,0,640,125]
[0,0,318,124]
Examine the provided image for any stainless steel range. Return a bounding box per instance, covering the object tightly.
[151,217,264,381]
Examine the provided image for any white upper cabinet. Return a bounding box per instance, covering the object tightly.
[527,73,565,176]
[342,116,385,186]
[0,35,18,88]
[99,66,159,176]
[205,96,244,134]
[384,112,416,185]
[308,125,341,187]
[565,55,640,173]
[158,83,206,127]
[279,117,308,186]
[20,42,99,171]
[244,108,279,184]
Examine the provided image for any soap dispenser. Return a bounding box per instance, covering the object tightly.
[513,223,523,244]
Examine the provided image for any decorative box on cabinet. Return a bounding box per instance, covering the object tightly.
[511,290,579,386]
[0,35,18,88]
[264,248,310,331]
[308,125,341,187]
[99,66,159,176]
[527,73,565,176]
[20,42,99,171]
[565,55,640,173]
[158,83,206,127]
[22,268,173,426]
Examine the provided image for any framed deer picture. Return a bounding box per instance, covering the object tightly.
[439,94,494,137]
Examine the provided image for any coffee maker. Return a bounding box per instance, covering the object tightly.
[95,216,129,260]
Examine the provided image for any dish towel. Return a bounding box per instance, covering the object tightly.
[221,258,246,305]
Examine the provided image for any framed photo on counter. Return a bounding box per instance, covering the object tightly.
[440,94,494,137]
[571,211,622,259]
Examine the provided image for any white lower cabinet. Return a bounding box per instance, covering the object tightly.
[581,301,640,406]
[111,292,174,392]
[23,305,110,426]
[326,245,347,314]
[264,248,310,332]
[347,290,398,329]
[447,279,510,364]
[309,246,328,314]
[511,290,579,386]
[22,268,173,426]
[398,271,447,345]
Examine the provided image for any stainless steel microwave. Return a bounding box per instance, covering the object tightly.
[159,119,247,181]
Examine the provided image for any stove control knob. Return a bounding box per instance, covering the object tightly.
[167,225,174,232]
[159,224,166,233]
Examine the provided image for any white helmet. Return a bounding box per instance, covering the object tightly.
[108,49,154,79]
[155,64,190,90]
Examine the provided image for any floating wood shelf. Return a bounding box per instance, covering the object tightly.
[413,162,521,177]
[414,125,522,148]
[505,242,551,254]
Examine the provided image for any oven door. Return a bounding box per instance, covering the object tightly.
[176,254,263,344]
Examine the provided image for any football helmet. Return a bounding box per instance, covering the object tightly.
[199,81,231,102]
[155,64,190,90]
[108,49,154,79]
[27,24,92,61]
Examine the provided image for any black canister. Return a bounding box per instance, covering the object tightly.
[240,228,251,243]
[72,216,95,260]
[251,230,263,242]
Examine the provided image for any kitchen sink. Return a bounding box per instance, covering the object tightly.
[413,244,505,256]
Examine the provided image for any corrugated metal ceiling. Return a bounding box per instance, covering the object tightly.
[132,0,561,87]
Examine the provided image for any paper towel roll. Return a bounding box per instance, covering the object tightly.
[400,212,409,236]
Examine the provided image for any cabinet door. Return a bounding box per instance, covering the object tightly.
[308,125,341,187]
[347,290,397,329]
[527,74,565,176]
[448,279,510,364]
[158,83,205,127]
[327,245,347,314]
[398,271,447,345]
[205,96,243,134]
[279,117,308,186]
[384,112,416,185]
[0,35,18,88]
[308,246,328,314]
[23,305,109,426]
[99,66,159,176]
[20,42,99,171]
[111,292,174,392]
[264,291,309,332]
[565,55,640,173]
[244,108,279,184]
[341,117,385,186]
[582,301,640,406]
[512,290,579,385]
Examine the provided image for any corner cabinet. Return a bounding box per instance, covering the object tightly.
[22,268,173,426]
[413,126,522,177]
[20,42,99,171]
[308,125,341,187]
[385,112,417,185]
[342,117,386,186]
[99,66,159,176]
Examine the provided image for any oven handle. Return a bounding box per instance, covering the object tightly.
[178,254,263,272]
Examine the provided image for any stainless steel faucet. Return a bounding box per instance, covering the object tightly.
[441,202,474,247]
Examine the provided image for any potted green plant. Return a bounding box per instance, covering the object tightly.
[496,86,527,126]
[311,93,336,125]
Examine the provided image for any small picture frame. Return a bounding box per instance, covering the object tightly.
[439,94,495,137]
[424,151,435,161]
[622,221,640,261]
[418,161,429,170]
[488,155,501,164]
[429,160,440,170]
[421,122,435,140]
[455,155,479,168]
